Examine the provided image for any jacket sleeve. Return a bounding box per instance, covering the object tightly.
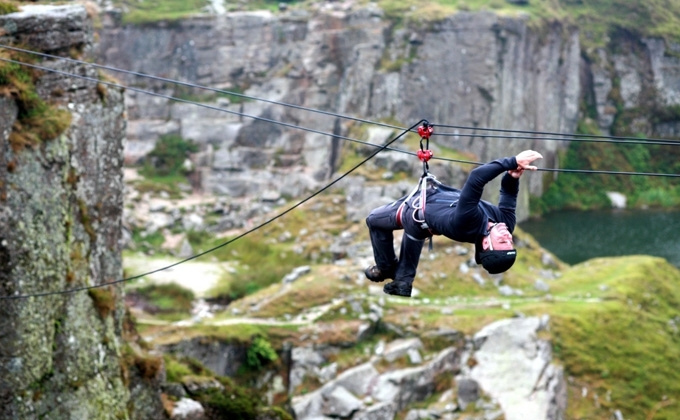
[453,157,518,235]
[498,171,519,232]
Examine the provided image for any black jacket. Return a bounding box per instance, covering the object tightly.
[423,156,519,243]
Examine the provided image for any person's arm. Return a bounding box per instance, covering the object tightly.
[458,157,518,212]
[453,157,518,232]
[498,150,543,230]
[454,150,543,232]
[498,172,519,230]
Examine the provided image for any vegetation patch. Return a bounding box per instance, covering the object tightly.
[246,335,278,370]
[164,353,214,383]
[121,344,164,384]
[195,233,310,303]
[247,265,348,319]
[114,0,302,23]
[0,1,18,15]
[140,134,198,178]
[0,48,72,152]
[506,256,680,420]
[116,0,211,24]
[89,287,117,319]
[129,282,195,316]
[533,134,680,213]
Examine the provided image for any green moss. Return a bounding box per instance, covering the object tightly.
[164,356,192,383]
[89,287,117,319]
[140,134,198,178]
[197,385,259,420]
[130,228,167,254]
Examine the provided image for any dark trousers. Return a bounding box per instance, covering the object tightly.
[365,196,430,285]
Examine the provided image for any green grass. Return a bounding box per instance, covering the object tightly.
[133,282,195,314]
[0,2,18,15]
[373,0,680,45]
[510,256,680,420]
[0,49,72,151]
[189,233,310,302]
[533,137,680,213]
[115,0,299,23]
[131,174,188,198]
[118,0,211,24]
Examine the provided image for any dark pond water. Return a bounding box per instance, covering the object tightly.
[519,209,680,267]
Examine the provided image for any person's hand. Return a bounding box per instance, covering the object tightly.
[509,150,543,178]
[507,167,524,179]
[515,150,543,170]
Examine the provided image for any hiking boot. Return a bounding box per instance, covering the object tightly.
[364,265,396,283]
[383,280,412,297]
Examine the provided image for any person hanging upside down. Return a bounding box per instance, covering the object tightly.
[365,150,543,297]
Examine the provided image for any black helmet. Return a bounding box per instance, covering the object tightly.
[475,236,517,274]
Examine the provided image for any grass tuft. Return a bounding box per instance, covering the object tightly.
[89,287,117,319]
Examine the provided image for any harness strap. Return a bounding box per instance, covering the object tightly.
[395,200,406,228]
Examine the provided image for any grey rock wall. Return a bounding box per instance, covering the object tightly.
[96,4,582,222]
[96,4,680,221]
[0,5,164,419]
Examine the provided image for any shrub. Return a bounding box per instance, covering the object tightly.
[246,336,278,370]
[140,134,198,178]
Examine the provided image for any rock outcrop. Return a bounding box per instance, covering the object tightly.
[0,5,165,419]
[96,3,680,222]
[96,4,582,222]
[284,317,565,420]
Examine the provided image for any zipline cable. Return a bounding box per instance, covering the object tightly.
[434,123,680,145]
[0,44,406,133]
[0,54,466,169]
[0,120,425,300]
[1,49,679,298]
[431,131,680,147]
[0,56,401,151]
[1,56,679,178]
[3,43,680,147]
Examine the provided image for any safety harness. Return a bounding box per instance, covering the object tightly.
[395,121,442,249]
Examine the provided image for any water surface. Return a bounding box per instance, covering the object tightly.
[519,209,680,267]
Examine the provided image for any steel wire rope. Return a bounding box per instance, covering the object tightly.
[0,55,471,172]
[427,156,680,178]
[0,56,396,150]
[2,56,680,179]
[430,131,680,147]
[0,120,424,300]
[0,55,465,168]
[433,122,680,145]
[0,44,406,132]
[4,44,680,147]
[1,51,679,297]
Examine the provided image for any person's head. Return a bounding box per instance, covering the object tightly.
[474,222,516,274]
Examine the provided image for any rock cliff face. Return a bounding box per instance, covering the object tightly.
[0,5,163,419]
[96,3,680,221]
[96,5,582,222]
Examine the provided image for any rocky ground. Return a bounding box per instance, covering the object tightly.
[120,164,577,420]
